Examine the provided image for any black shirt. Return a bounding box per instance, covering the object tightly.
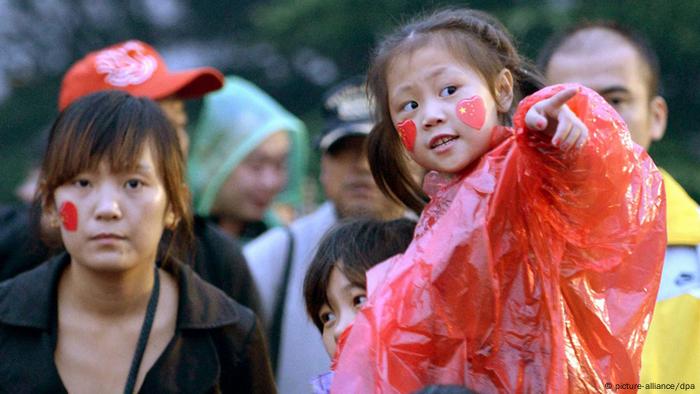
[0,253,276,393]
[190,216,262,315]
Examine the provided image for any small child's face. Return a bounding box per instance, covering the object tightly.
[318,265,367,357]
[387,45,502,174]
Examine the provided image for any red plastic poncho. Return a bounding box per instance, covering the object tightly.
[331,84,666,393]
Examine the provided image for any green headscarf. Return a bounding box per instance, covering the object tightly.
[188,75,308,226]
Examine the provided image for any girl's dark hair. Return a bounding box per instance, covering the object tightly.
[367,8,544,214]
[37,90,193,262]
[303,218,416,331]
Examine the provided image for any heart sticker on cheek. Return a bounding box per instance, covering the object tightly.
[456,96,486,130]
[59,201,78,232]
[395,119,416,152]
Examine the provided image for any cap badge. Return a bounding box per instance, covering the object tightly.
[95,41,158,87]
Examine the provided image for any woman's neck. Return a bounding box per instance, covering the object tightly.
[59,259,156,317]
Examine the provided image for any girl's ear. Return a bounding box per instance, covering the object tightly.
[494,68,514,113]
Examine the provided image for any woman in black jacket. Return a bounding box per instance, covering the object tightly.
[0,91,276,393]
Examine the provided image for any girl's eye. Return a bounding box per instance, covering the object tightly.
[401,101,418,112]
[353,294,368,308]
[125,179,143,189]
[320,311,336,327]
[74,179,90,188]
[440,86,457,97]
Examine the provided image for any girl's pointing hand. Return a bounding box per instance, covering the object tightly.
[525,87,589,151]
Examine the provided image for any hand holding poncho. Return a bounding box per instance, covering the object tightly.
[331,84,666,393]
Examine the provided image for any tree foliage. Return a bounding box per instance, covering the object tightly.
[0,0,698,203]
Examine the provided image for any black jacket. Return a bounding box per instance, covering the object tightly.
[190,216,262,315]
[0,204,49,281]
[0,253,277,393]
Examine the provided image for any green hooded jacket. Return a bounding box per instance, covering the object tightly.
[188,76,308,237]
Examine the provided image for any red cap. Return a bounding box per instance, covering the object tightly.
[58,40,224,110]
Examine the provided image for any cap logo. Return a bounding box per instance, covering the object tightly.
[94,41,157,87]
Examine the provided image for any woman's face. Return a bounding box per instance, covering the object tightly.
[318,265,367,357]
[52,144,174,272]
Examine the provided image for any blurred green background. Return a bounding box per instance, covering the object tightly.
[1,0,698,205]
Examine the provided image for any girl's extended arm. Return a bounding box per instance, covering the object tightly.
[508,83,664,270]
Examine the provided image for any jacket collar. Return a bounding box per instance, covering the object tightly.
[170,257,241,329]
[0,252,241,331]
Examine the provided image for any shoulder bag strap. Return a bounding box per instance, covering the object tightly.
[269,226,295,375]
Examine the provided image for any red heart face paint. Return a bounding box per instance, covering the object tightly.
[456,96,486,130]
[60,201,78,232]
[395,119,416,152]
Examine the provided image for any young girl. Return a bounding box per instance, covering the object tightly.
[332,8,666,393]
[0,91,275,393]
[303,218,417,393]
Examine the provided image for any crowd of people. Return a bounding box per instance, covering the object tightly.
[0,6,698,394]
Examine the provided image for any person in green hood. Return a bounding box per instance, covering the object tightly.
[188,76,309,243]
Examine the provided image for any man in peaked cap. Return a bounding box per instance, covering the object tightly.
[244,77,411,393]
